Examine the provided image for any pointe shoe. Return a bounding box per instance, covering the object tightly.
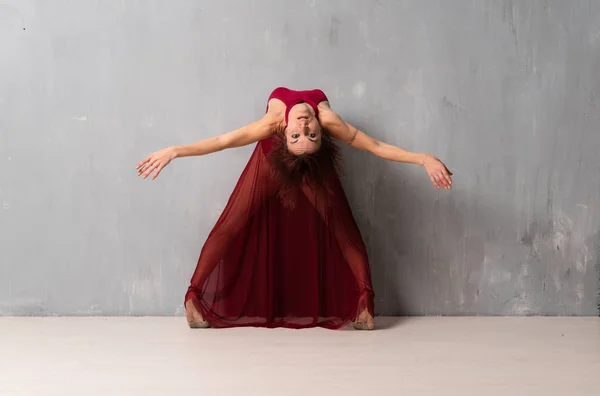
[188,320,211,329]
[353,321,375,331]
[353,309,375,330]
[185,300,211,329]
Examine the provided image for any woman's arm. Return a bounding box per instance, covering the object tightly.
[174,114,280,157]
[319,104,453,189]
[136,113,281,180]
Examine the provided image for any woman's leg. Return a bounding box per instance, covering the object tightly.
[300,176,375,329]
[185,143,275,325]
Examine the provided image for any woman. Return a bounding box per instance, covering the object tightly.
[137,87,452,330]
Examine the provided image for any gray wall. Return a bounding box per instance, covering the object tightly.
[1,0,599,316]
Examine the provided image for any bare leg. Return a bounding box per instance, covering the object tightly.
[185,143,276,328]
[300,180,375,330]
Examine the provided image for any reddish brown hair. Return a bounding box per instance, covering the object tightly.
[268,134,342,208]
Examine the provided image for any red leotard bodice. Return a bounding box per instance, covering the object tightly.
[267,87,329,124]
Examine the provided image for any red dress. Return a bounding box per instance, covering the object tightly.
[185,87,375,329]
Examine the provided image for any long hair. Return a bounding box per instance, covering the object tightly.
[268,134,342,208]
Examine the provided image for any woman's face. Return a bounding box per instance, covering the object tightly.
[285,103,322,155]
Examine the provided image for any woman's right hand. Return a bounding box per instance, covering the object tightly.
[422,154,453,189]
[136,146,178,180]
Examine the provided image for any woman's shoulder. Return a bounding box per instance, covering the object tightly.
[317,100,334,119]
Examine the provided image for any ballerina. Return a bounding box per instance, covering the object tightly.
[136,87,452,330]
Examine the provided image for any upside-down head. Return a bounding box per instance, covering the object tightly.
[284,103,323,155]
[269,134,341,208]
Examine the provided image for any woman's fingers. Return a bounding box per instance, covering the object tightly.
[444,164,453,187]
[424,156,453,190]
[138,164,151,176]
[436,172,446,188]
[439,172,451,189]
[432,162,452,189]
[430,169,451,189]
[137,149,173,180]
[152,164,165,180]
[137,156,153,175]
[442,171,453,188]
[136,155,152,171]
[429,174,440,188]
[142,160,160,179]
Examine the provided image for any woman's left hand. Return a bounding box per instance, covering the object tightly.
[136,146,178,180]
[423,155,453,189]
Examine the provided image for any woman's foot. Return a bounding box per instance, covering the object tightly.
[185,300,210,329]
[353,309,374,330]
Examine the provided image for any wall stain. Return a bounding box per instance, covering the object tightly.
[328,16,340,47]
[503,0,519,51]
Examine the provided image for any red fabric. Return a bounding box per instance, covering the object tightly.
[266,87,329,124]
[184,88,375,329]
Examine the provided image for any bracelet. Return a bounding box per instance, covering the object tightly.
[348,128,359,146]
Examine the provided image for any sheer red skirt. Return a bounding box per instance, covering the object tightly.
[185,136,374,329]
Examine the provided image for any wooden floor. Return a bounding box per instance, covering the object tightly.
[0,317,599,395]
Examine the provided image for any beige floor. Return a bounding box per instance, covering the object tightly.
[0,317,599,396]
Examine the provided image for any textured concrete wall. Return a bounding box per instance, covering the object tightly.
[1,0,599,316]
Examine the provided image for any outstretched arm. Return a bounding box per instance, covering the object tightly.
[319,105,452,189]
[136,113,281,180]
[173,114,280,157]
